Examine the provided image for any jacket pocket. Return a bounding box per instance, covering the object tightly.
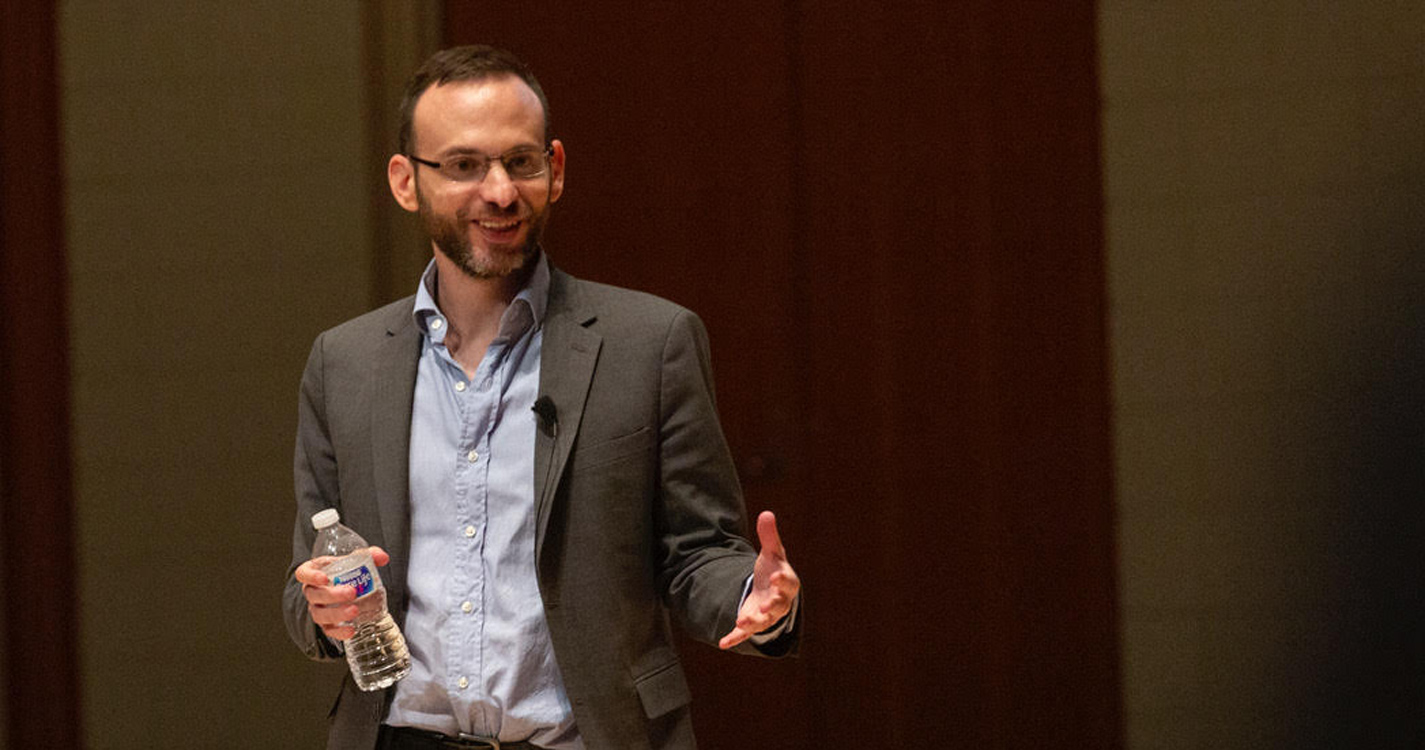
[633,657,692,719]
[571,426,653,471]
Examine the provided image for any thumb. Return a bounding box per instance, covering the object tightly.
[755,511,785,559]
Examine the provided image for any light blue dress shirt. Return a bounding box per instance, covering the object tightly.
[387,255,582,748]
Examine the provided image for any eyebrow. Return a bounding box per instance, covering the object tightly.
[435,144,542,159]
[433,147,486,159]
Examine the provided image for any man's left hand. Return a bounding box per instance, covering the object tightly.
[719,511,800,649]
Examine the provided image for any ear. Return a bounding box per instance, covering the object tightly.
[388,154,420,212]
[547,139,566,204]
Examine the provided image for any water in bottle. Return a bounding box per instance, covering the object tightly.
[310,508,411,690]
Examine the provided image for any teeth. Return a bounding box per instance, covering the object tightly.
[478,219,519,230]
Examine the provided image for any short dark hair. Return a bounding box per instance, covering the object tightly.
[397,45,552,156]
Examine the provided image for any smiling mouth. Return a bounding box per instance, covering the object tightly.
[477,218,521,231]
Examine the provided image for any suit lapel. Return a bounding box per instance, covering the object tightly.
[371,302,420,596]
[534,270,601,564]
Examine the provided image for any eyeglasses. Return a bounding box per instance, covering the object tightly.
[407,146,554,183]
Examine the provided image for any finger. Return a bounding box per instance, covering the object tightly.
[755,511,785,559]
[719,627,751,650]
[321,624,356,641]
[755,590,794,618]
[303,583,358,606]
[756,593,789,616]
[310,600,360,625]
[768,568,801,597]
[367,546,391,567]
[294,557,335,586]
[736,596,781,630]
[737,613,776,634]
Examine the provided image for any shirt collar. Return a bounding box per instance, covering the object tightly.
[412,250,551,345]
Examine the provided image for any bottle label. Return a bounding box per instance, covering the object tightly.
[330,564,376,598]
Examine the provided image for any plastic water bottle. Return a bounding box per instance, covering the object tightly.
[310,508,411,690]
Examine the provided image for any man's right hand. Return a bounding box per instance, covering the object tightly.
[294,546,391,642]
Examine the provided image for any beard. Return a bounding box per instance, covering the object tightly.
[417,187,548,281]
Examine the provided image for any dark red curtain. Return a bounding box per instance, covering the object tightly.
[1,2,84,747]
[447,2,1119,747]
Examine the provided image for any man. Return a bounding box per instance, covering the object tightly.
[283,45,800,750]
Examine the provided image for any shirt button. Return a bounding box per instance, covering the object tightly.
[464,525,477,538]
[430,318,443,330]
[467,450,478,463]
[461,601,474,614]
[454,381,467,392]
[457,676,469,689]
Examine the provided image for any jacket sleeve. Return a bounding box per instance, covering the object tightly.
[654,309,799,657]
[283,332,344,660]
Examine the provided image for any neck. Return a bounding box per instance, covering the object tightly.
[430,250,532,339]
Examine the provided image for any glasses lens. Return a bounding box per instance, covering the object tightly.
[502,149,547,180]
[440,156,487,182]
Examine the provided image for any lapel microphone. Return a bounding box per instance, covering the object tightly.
[533,395,561,501]
[532,395,558,437]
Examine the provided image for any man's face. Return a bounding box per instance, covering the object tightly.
[398,75,565,280]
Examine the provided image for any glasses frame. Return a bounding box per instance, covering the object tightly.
[407,145,555,183]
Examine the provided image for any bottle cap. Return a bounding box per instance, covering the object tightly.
[311,508,340,530]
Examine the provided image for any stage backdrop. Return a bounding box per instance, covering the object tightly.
[1,2,1116,747]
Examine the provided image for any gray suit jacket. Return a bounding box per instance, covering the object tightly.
[283,267,797,750]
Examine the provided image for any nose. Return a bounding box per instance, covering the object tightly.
[478,162,519,209]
